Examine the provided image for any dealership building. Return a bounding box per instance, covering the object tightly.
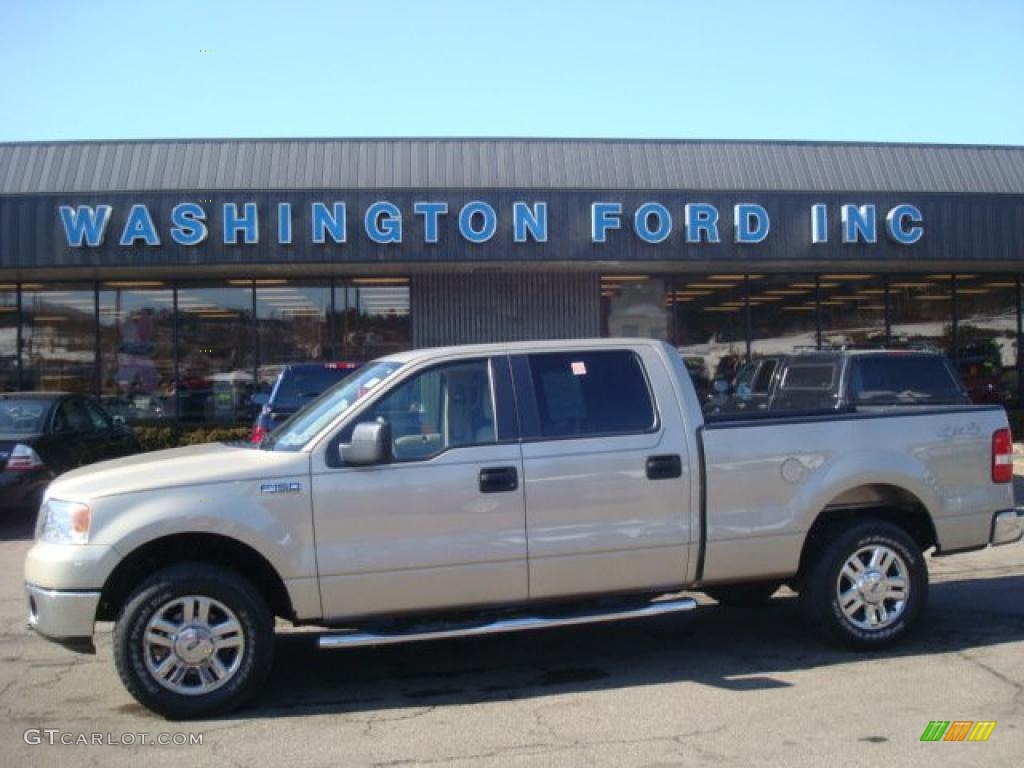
[1,137,1023,424]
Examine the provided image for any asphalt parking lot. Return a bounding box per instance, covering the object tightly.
[0,506,1022,767]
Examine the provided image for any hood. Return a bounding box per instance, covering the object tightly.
[48,442,310,501]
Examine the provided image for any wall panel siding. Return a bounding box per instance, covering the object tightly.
[412,272,600,347]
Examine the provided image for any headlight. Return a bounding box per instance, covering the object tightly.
[37,499,91,545]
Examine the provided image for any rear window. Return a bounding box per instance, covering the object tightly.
[849,355,966,403]
[0,399,49,433]
[271,366,356,410]
[527,350,656,438]
[781,364,836,391]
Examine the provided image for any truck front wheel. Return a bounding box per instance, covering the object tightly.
[113,563,274,719]
[802,520,927,649]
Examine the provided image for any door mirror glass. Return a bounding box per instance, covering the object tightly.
[340,421,392,465]
[712,378,731,394]
[250,392,269,408]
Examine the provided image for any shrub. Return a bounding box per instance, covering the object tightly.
[132,424,252,452]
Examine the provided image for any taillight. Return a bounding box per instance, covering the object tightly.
[6,443,45,471]
[992,428,1013,483]
[250,425,267,445]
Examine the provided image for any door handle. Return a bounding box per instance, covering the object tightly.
[646,454,682,480]
[479,466,518,493]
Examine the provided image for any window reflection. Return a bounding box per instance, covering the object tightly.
[955,275,1018,405]
[255,280,331,391]
[818,273,887,349]
[0,285,16,391]
[670,274,746,393]
[747,274,818,358]
[336,278,411,360]
[601,276,668,341]
[98,282,175,423]
[176,282,255,423]
[889,274,953,354]
[21,283,97,393]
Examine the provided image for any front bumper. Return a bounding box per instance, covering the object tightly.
[991,509,1024,546]
[25,583,99,654]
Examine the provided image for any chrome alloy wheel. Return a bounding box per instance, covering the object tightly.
[836,544,910,631]
[143,596,245,696]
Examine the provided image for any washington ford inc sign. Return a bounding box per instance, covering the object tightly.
[58,200,924,249]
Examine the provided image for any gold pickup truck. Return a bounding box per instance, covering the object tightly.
[25,339,1023,718]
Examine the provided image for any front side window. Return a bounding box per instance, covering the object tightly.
[527,350,656,438]
[343,359,497,461]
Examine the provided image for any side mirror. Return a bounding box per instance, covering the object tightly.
[112,415,126,426]
[250,393,269,408]
[339,421,392,466]
[713,378,731,395]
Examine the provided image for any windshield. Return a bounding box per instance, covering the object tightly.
[265,361,403,451]
[849,355,967,404]
[0,398,50,433]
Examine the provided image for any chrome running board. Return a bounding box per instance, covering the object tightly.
[318,597,697,650]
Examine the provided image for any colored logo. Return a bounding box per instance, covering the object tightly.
[920,721,996,742]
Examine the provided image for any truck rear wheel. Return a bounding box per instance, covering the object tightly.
[802,520,927,648]
[113,563,274,719]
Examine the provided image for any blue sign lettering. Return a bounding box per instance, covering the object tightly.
[886,204,923,245]
[60,205,112,247]
[365,201,402,244]
[223,203,259,245]
[459,201,497,243]
[414,202,448,243]
[634,202,672,244]
[684,203,720,243]
[169,203,208,246]
[841,204,877,244]
[513,202,548,243]
[311,202,347,244]
[120,204,160,246]
[591,202,622,243]
[734,203,770,244]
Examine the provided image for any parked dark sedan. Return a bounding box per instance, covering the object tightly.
[0,393,141,512]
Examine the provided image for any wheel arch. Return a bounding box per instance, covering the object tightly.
[796,483,938,584]
[97,533,295,623]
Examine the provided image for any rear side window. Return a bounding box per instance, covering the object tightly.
[526,351,656,438]
[781,364,836,391]
[849,355,966,403]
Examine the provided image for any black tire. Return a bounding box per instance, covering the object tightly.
[113,562,274,719]
[801,520,927,649]
[704,581,782,606]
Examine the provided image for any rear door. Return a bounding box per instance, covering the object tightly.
[512,346,692,600]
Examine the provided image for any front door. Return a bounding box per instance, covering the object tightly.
[512,348,692,600]
[311,356,527,620]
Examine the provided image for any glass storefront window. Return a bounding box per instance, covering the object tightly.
[671,274,747,395]
[818,273,887,349]
[747,274,819,359]
[955,274,1018,405]
[21,283,97,393]
[888,274,953,355]
[98,282,175,423]
[255,279,331,392]
[336,278,411,361]
[176,282,255,424]
[601,276,668,341]
[0,284,16,391]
